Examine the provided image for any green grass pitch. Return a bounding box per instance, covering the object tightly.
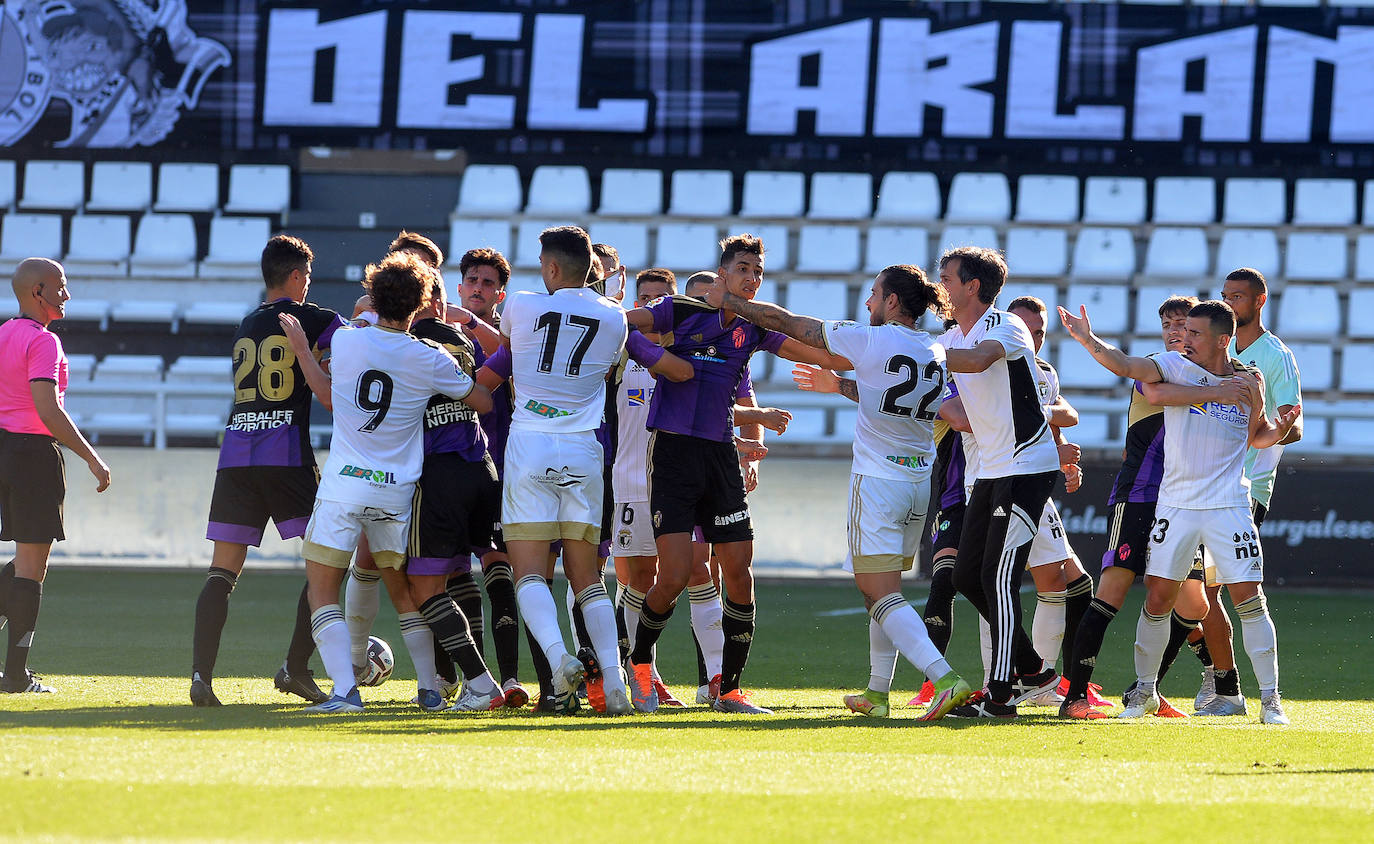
[2,569,1372,841]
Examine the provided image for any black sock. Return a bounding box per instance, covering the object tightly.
[630,603,675,665]
[922,560,956,654]
[433,633,457,685]
[615,595,630,664]
[526,623,553,698]
[1156,612,1200,685]
[1062,574,1094,671]
[482,561,519,683]
[692,627,708,687]
[0,559,14,616]
[1214,668,1241,697]
[1066,597,1117,702]
[284,582,316,675]
[571,598,592,653]
[1189,634,1212,667]
[447,573,486,661]
[419,595,490,681]
[4,577,42,686]
[191,567,237,683]
[719,598,755,695]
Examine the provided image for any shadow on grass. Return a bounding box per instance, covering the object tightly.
[1209,767,1374,776]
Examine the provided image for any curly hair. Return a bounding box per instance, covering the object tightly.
[364,252,432,323]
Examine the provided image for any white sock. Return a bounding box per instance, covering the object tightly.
[1032,589,1067,670]
[1134,609,1171,686]
[1235,593,1279,696]
[466,672,498,696]
[688,582,724,680]
[622,586,645,651]
[871,594,952,684]
[398,612,438,693]
[979,616,993,687]
[565,579,576,625]
[868,618,897,693]
[515,574,568,666]
[344,566,381,665]
[577,583,626,694]
[310,604,355,697]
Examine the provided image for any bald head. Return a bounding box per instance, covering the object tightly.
[12,258,61,299]
[12,258,68,324]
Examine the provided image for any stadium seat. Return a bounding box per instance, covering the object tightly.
[1222,178,1286,225]
[874,172,940,220]
[154,163,219,213]
[668,169,732,217]
[167,356,227,381]
[655,222,719,270]
[939,225,1000,255]
[1065,284,1129,334]
[110,301,179,332]
[1005,227,1068,277]
[0,214,62,272]
[1276,285,1340,337]
[130,214,197,277]
[66,353,97,381]
[224,164,291,215]
[19,160,83,210]
[739,171,805,218]
[0,160,14,208]
[1287,342,1333,391]
[1082,176,1146,224]
[1339,345,1374,393]
[831,407,858,442]
[200,217,272,279]
[1153,177,1216,224]
[1001,282,1059,329]
[62,300,109,331]
[1365,179,1374,225]
[1215,230,1280,280]
[1071,413,1111,448]
[785,280,849,321]
[456,164,522,215]
[1333,418,1374,449]
[165,396,231,439]
[946,172,1011,222]
[1284,232,1347,281]
[1355,233,1374,282]
[1285,415,1327,454]
[752,223,791,271]
[598,168,663,216]
[63,215,131,277]
[1127,337,1164,358]
[1143,228,1209,278]
[1070,228,1135,279]
[525,165,591,215]
[512,219,566,269]
[808,173,873,220]
[87,162,153,212]
[1349,289,1374,338]
[182,301,256,328]
[1132,285,1199,335]
[446,218,511,263]
[796,225,860,273]
[864,226,928,274]
[1014,175,1079,223]
[747,350,770,385]
[784,408,827,442]
[1056,339,1120,389]
[587,221,649,271]
[96,354,165,380]
[1292,179,1356,226]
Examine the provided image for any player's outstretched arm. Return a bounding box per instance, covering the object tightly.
[1250,403,1301,450]
[944,340,1008,373]
[716,291,853,370]
[624,306,656,334]
[733,404,792,434]
[1140,376,1250,408]
[461,383,494,415]
[278,312,333,410]
[1056,305,1160,382]
[31,380,110,492]
[648,349,693,383]
[938,395,971,432]
[1046,395,1078,428]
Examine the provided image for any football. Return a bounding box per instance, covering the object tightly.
[362,636,395,687]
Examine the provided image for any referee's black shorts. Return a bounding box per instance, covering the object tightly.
[0,429,65,543]
[649,431,752,544]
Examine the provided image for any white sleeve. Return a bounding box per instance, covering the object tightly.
[821,320,870,362]
[984,314,1033,361]
[431,347,475,400]
[500,294,519,338]
[1152,351,1188,384]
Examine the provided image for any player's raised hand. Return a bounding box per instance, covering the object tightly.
[87,455,111,492]
[1215,374,1252,407]
[792,363,840,394]
[755,406,792,434]
[1057,305,1093,343]
[1276,403,1302,435]
[733,436,767,461]
[278,312,312,358]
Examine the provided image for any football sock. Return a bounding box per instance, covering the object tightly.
[1214,668,1241,697]
[688,582,725,681]
[398,612,439,693]
[526,623,553,698]
[719,598,755,695]
[309,605,354,697]
[482,561,520,683]
[614,590,630,663]
[432,633,457,686]
[871,593,952,684]
[629,601,673,665]
[692,632,709,687]
[285,582,316,675]
[514,575,568,667]
[621,587,645,650]
[922,557,957,654]
[1156,611,1201,684]
[1235,593,1278,696]
[1134,609,1171,685]
[419,594,493,688]
[575,582,626,693]
[978,617,993,687]
[446,572,486,660]
[867,618,897,694]
[571,596,593,653]
[0,559,14,618]
[191,567,237,684]
[1066,598,1116,702]
[344,566,381,666]
[1063,574,1094,671]
[3,577,41,686]
[1188,630,1213,667]
[1031,589,1067,669]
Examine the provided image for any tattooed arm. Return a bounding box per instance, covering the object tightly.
[720,290,852,370]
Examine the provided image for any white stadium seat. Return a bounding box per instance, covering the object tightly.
[165,394,230,438]
[946,172,1011,222]
[874,172,940,221]
[1056,340,1120,389]
[808,172,872,220]
[95,354,165,379]
[1292,178,1356,226]
[1275,285,1340,337]
[0,160,15,208]
[130,214,197,277]
[1287,342,1333,391]
[525,165,591,215]
[1000,282,1059,329]
[456,165,522,215]
[1071,413,1111,448]
[939,225,999,255]
[655,222,719,270]
[599,168,663,216]
[1065,284,1129,334]
[1153,177,1215,224]
[66,353,97,380]
[668,169,732,217]
[1285,232,1348,281]
[784,280,849,321]
[20,160,83,210]
[1132,285,1199,335]
[1004,227,1067,277]
[182,301,256,328]
[167,356,228,382]
[1070,228,1135,279]
[587,221,649,271]
[740,171,805,218]
[200,217,272,279]
[752,223,791,271]
[87,162,152,212]
[154,163,219,213]
[1143,228,1209,278]
[796,225,860,273]
[864,226,928,274]
[62,299,110,330]
[830,407,858,443]
[1014,175,1079,223]
[1223,178,1286,225]
[0,214,62,272]
[1365,179,1374,225]
[1333,418,1374,449]
[110,301,178,330]
[747,350,769,385]
[1355,233,1374,281]
[64,215,131,277]
[1215,229,1279,280]
[502,274,546,300]
[1082,177,1146,224]
[1340,345,1374,393]
[224,164,291,215]
[784,408,827,442]
[1349,289,1374,338]
[512,219,568,269]
[446,218,511,263]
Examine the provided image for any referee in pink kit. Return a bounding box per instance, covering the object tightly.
[0,258,110,694]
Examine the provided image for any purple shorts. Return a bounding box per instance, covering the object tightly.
[407,554,474,577]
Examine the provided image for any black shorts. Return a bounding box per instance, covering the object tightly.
[930,499,965,557]
[600,461,614,544]
[408,453,500,571]
[649,431,752,544]
[206,465,319,547]
[1100,500,1156,577]
[957,471,1057,576]
[0,430,65,543]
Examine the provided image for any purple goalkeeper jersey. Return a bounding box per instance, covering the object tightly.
[646,296,785,443]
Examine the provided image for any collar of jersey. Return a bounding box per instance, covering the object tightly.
[372,324,405,334]
[884,320,919,332]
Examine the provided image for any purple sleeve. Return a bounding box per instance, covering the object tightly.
[945,380,959,399]
[626,332,666,368]
[759,329,787,355]
[648,297,675,335]
[484,345,512,380]
[473,341,488,368]
[315,313,346,351]
[737,370,755,400]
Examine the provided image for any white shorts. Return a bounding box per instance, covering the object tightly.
[1027,500,1075,569]
[1146,504,1264,584]
[502,428,602,544]
[843,473,929,574]
[612,500,657,557]
[302,497,411,570]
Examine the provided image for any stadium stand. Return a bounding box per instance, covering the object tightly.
[87,162,153,212]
